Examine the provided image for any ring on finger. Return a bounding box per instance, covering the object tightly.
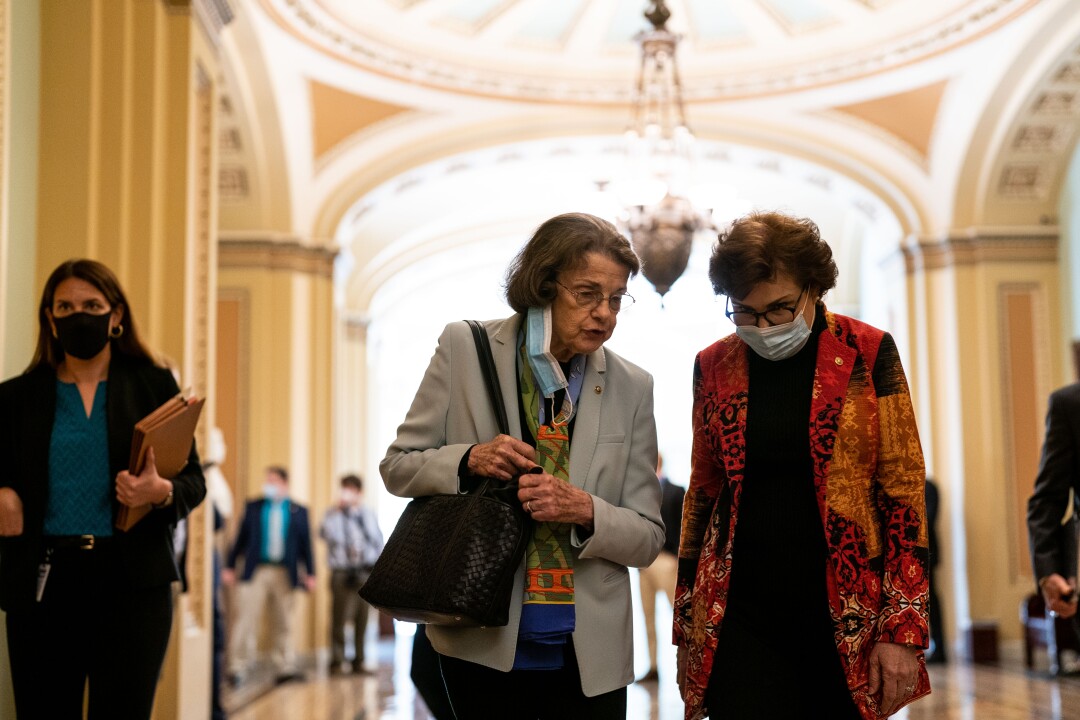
[525,501,533,513]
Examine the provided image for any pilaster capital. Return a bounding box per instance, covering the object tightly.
[165,0,234,44]
[899,226,1059,273]
[219,234,339,278]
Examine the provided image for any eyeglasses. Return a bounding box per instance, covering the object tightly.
[555,280,635,313]
[725,288,805,327]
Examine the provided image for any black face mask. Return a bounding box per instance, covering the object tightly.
[53,312,113,360]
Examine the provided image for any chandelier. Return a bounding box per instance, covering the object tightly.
[620,1,714,298]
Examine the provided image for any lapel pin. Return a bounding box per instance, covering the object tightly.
[834,357,843,366]
[594,385,602,394]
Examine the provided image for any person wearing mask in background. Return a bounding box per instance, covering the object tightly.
[320,473,384,675]
[204,428,234,718]
[1027,381,1080,625]
[0,258,206,719]
[636,451,684,684]
[674,212,930,720]
[224,466,316,686]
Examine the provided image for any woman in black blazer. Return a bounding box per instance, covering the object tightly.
[0,259,206,719]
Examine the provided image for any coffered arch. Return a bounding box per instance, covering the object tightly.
[954,0,1080,228]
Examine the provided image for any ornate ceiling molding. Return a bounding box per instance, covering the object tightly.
[259,0,1039,103]
[994,41,1080,207]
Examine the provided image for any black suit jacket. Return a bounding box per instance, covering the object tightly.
[1028,381,1080,583]
[0,354,206,612]
[226,498,315,589]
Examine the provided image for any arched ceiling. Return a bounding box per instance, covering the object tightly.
[259,0,1039,102]
[220,0,1079,250]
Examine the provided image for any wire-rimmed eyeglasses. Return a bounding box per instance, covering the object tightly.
[556,280,635,313]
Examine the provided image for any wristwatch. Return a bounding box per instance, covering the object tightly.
[154,484,175,509]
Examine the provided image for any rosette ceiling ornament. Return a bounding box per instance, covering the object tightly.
[621,0,716,299]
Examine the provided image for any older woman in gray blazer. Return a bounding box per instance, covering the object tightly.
[381,212,664,720]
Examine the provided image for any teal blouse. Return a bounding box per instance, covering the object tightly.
[44,380,113,537]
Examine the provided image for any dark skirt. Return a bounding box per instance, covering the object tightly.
[705,612,861,720]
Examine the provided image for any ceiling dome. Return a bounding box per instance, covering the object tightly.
[259,0,1038,102]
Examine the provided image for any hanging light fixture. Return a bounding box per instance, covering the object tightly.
[620,0,714,298]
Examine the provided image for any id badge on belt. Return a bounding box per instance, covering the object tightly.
[36,547,53,603]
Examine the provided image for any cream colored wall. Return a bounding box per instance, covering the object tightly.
[1062,147,1080,346]
[1,0,38,379]
[23,2,221,718]
[0,1,40,716]
[907,233,1064,648]
[336,316,368,484]
[217,254,336,663]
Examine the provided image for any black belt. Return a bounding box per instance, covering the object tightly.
[45,534,115,551]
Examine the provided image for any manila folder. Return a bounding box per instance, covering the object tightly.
[116,394,205,531]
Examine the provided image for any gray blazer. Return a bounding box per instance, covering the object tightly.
[381,314,663,696]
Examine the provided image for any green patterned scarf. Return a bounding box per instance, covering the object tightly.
[518,341,575,616]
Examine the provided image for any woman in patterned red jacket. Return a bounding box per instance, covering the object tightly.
[673,212,930,720]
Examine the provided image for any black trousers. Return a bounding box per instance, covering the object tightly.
[5,544,174,720]
[438,640,627,720]
[412,627,455,720]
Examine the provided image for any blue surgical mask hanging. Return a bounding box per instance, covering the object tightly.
[525,305,569,398]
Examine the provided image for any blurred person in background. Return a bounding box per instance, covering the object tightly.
[224,465,315,685]
[320,473,383,675]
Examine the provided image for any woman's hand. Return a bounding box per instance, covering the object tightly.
[869,641,920,717]
[467,434,536,481]
[0,487,23,536]
[517,471,594,529]
[115,447,172,507]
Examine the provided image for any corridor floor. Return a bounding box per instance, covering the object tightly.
[228,631,1080,720]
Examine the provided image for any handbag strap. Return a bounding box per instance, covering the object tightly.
[466,320,510,436]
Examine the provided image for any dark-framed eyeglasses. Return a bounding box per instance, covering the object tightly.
[555,280,635,313]
[725,287,805,327]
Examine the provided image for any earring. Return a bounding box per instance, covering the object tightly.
[110,324,124,338]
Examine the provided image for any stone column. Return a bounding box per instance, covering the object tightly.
[217,235,338,672]
[903,226,1065,656]
[28,1,231,717]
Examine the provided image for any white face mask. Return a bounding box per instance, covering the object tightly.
[735,291,814,361]
[263,483,283,501]
[340,489,359,506]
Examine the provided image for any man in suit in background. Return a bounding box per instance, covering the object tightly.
[224,466,316,685]
[1027,382,1080,624]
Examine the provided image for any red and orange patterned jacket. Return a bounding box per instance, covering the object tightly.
[673,311,930,720]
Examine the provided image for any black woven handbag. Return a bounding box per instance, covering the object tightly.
[359,320,534,627]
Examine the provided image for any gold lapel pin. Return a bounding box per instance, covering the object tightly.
[594,385,602,394]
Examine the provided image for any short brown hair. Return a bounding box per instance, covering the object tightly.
[708,212,838,301]
[266,466,289,483]
[504,213,640,314]
[340,474,363,491]
[28,258,157,372]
